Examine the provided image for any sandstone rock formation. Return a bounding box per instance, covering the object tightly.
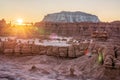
[35,22,120,41]
[43,11,100,23]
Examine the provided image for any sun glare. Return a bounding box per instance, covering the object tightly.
[17,19,23,25]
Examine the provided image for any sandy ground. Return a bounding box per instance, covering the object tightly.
[0,54,118,80]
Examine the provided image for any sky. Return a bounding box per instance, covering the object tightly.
[0,0,120,23]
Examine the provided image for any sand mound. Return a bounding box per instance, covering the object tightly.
[0,54,119,80]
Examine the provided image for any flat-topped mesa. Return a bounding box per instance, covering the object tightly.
[43,11,100,23]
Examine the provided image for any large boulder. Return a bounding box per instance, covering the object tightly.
[3,41,16,49]
[21,44,31,55]
[31,45,40,55]
[3,41,16,55]
[46,46,53,56]
[68,46,76,58]
[59,47,68,57]
[4,49,14,56]
[92,44,101,54]
[14,44,22,56]
[74,45,84,57]
[39,45,47,55]
[0,42,4,53]
[104,55,114,68]
[52,46,59,57]
[114,58,120,69]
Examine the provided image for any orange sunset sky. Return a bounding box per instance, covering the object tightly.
[0,0,120,23]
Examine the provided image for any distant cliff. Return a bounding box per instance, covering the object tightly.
[35,22,120,39]
[42,11,100,23]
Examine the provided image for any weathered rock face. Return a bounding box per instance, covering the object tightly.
[43,11,100,23]
[0,40,101,58]
[35,22,120,40]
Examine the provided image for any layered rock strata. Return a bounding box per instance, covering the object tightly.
[35,22,120,41]
[43,11,100,23]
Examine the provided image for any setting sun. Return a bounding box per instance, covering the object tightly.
[17,19,23,25]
